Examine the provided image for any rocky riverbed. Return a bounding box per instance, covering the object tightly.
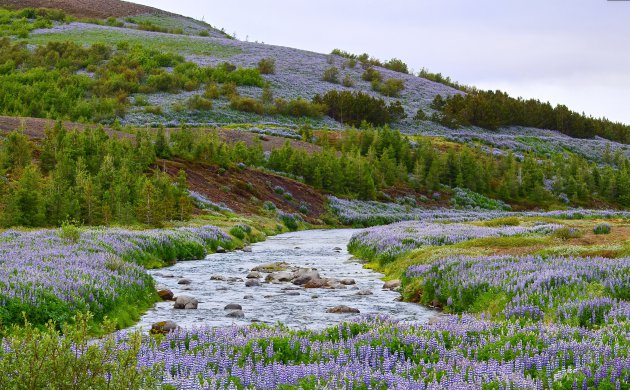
[135,229,436,330]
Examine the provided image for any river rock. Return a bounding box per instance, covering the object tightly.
[282,286,300,291]
[245,279,261,287]
[150,321,178,335]
[216,246,226,253]
[226,310,245,318]
[383,279,401,290]
[333,247,342,251]
[252,262,290,273]
[284,291,300,296]
[174,295,198,309]
[242,246,253,252]
[246,271,261,279]
[157,289,174,300]
[224,303,242,310]
[292,270,321,286]
[210,275,226,281]
[177,278,192,285]
[326,305,360,314]
[216,286,228,291]
[243,294,254,299]
[303,278,328,288]
[227,277,244,282]
[356,289,373,296]
[340,278,356,285]
[265,271,294,283]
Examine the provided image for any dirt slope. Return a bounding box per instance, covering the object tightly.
[0,0,170,18]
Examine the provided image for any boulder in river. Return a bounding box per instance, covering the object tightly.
[246,271,261,279]
[226,310,245,318]
[340,278,356,285]
[303,278,328,288]
[326,305,360,314]
[242,246,252,252]
[243,295,254,299]
[265,271,294,283]
[292,270,321,286]
[252,262,290,273]
[174,295,198,309]
[356,289,373,296]
[177,278,192,285]
[150,321,179,334]
[157,289,174,300]
[224,303,242,310]
[245,279,261,287]
[210,275,226,281]
[284,291,300,296]
[333,247,342,251]
[216,246,226,253]
[383,279,401,290]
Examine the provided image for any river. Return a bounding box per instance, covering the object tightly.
[135,229,436,330]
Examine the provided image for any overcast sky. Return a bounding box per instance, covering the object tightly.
[129,0,630,124]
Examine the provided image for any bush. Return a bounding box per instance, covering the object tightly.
[275,98,326,118]
[274,185,285,194]
[220,82,238,97]
[229,225,246,239]
[322,67,339,84]
[593,223,611,235]
[313,90,397,127]
[257,58,276,74]
[203,82,220,99]
[199,30,210,37]
[553,227,583,240]
[263,201,276,211]
[378,78,405,97]
[230,96,264,114]
[414,108,427,121]
[384,58,409,74]
[279,212,299,231]
[187,95,213,111]
[342,74,355,88]
[362,67,382,82]
[59,220,81,243]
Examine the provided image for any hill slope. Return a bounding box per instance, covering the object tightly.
[0,0,168,18]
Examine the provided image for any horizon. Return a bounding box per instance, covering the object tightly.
[128,0,630,125]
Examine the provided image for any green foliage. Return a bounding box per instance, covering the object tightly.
[229,225,247,239]
[257,57,276,74]
[187,95,213,111]
[230,96,264,114]
[484,217,521,227]
[0,313,159,387]
[361,67,382,82]
[331,49,409,74]
[593,223,611,235]
[376,78,405,97]
[0,8,66,38]
[322,66,339,83]
[433,90,630,143]
[418,67,472,92]
[313,90,403,126]
[342,74,355,88]
[59,219,82,243]
[553,227,584,240]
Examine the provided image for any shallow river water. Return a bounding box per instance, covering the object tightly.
[135,229,436,330]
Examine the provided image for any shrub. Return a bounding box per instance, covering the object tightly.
[134,95,149,106]
[553,227,583,240]
[274,98,326,118]
[484,217,521,227]
[199,30,210,37]
[283,192,293,201]
[384,58,409,74]
[257,58,276,74]
[274,185,285,194]
[203,82,220,99]
[230,96,264,114]
[262,201,276,211]
[362,67,382,82]
[59,220,81,243]
[593,223,611,235]
[342,74,355,88]
[322,67,340,83]
[279,212,299,231]
[313,90,398,126]
[414,108,427,121]
[378,78,405,97]
[229,225,246,239]
[299,203,309,215]
[144,105,162,115]
[187,95,213,111]
[220,82,238,97]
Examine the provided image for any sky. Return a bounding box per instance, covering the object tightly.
[129,0,630,124]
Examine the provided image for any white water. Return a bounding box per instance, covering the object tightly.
[135,229,436,330]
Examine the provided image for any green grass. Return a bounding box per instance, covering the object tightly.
[28,28,240,57]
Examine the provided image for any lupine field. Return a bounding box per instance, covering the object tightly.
[0,226,230,328]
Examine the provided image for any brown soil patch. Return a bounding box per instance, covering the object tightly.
[0,0,170,18]
[0,115,133,139]
[158,159,327,223]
